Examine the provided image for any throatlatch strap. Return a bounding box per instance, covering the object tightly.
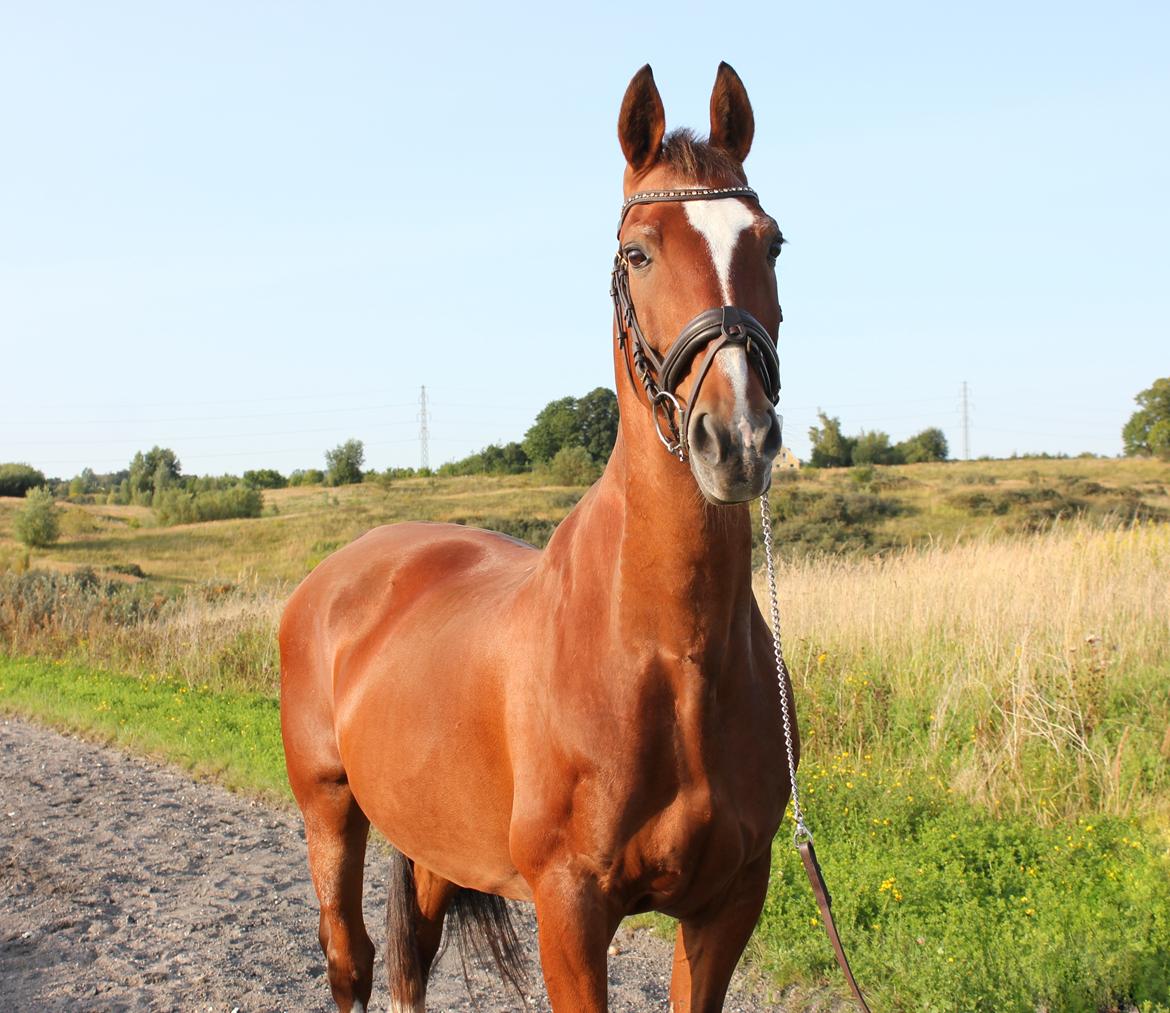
[799,839,872,1013]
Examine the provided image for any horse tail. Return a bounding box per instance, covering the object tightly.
[384,848,529,1007]
[449,885,529,1004]
[385,848,425,1008]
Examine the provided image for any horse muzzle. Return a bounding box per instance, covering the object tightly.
[688,398,782,504]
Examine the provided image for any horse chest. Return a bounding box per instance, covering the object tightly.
[592,707,784,912]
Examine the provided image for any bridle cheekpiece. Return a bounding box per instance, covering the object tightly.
[610,186,782,461]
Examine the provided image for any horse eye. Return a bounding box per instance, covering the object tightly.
[767,239,784,264]
[625,246,649,269]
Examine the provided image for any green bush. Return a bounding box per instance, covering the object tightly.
[0,463,47,498]
[762,488,907,558]
[153,486,263,526]
[449,515,557,548]
[548,445,601,486]
[288,468,325,486]
[13,487,60,547]
[241,468,287,489]
[945,490,1010,516]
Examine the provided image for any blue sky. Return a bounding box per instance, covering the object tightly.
[1,1,1166,476]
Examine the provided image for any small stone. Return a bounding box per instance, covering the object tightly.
[607,944,621,957]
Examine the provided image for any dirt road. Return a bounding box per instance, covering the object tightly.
[0,717,776,1011]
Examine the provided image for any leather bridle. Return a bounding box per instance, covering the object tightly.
[610,186,782,461]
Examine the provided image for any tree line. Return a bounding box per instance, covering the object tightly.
[806,413,949,468]
[6,377,1166,549]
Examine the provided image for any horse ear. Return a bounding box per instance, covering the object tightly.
[618,65,665,173]
[709,61,754,164]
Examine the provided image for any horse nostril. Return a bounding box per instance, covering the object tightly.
[760,411,782,457]
[690,412,729,464]
[735,411,779,457]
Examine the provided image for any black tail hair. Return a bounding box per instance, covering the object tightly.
[385,848,529,1008]
[385,848,424,1009]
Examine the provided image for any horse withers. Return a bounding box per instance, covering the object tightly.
[280,61,793,1013]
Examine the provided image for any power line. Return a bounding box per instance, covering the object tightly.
[0,401,419,427]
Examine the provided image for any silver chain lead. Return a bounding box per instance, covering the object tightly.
[759,490,812,846]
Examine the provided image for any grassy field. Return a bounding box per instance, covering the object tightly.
[0,473,584,584]
[0,455,1166,584]
[2,456,1169,1011]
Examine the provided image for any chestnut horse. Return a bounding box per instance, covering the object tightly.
[280,62,793,1013]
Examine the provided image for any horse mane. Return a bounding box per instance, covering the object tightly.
[659,128,745,182]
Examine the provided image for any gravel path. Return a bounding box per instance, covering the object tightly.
[0,716,780,1012]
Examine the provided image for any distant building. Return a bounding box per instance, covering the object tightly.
[774,446,801,470]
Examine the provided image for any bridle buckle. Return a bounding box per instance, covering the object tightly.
[651,390,685,460]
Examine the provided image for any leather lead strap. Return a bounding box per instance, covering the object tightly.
[798,839,873,1013]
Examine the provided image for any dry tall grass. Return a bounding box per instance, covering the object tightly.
[0,571,285,693]
[762,520,1170,823]
[4,512,1167,825]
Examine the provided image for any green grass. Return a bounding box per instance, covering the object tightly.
[754,756,1170,1012]
[0,655,288,798]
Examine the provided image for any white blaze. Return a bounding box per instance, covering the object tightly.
[683,198,755,424]
[683,198,754,304]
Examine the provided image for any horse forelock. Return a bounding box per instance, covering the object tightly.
[659,129,746,185]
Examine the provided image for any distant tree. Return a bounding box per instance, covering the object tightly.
[851,430,901,466]
[487,441,531,473]
[439,442,531,477]
[523,389,620,465]
[1123,377,1170,459]
[808,412,855,468]
[14,487,60,547]
[523,397,580,463]
[128,447,181,504]
[67,467,99,498]
[325,439,365,486]
[243,468,288,489]
[576,387,620,462]
[0,463,47,498]
[896,427,949,463]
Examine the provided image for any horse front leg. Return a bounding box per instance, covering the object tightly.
[532,866,620,1012]
[668,854,771,1013]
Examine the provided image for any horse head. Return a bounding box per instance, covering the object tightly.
[613,63,784,504]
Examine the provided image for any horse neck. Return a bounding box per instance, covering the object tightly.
[585,394,756,646]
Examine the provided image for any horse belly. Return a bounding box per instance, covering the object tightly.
[332,597,529,899]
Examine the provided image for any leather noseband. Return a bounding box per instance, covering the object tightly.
[610,186,782,460]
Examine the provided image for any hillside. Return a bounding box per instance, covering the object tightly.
[0,456,1166,587]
